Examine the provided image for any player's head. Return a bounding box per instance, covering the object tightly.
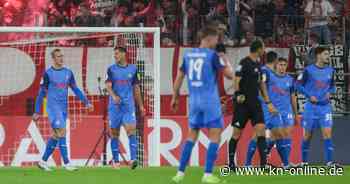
[198,27,219,49]
[276,57,288,75]
[114,46,127,63]
[250,38,265,57]
[51,48,64,67]
[266,51,278,65]
[315,46,330,64]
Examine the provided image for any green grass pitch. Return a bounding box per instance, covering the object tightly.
[0,166,348,184]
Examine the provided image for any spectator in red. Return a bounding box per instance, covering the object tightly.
[133,0,157,27]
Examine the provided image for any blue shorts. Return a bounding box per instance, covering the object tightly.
[302,102,333,131]
[108,103,136,129]
[265,112,294,130]
[47,107,67,129]
[188,103,224,129]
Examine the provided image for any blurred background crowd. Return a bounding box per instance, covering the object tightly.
[0,0,349,47]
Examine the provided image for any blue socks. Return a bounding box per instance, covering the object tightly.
[245,139,257,166]
[323,138,333,164]
[205,142,219,174]
[285,138,291,162]
[302,140,311,163]
[276,139,288,166]
[128,135,137,161]
[178,140,195,172]
[58,137,69,164]
[42,138,58,161]
[111,138,119,162]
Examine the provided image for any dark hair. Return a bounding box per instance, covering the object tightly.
[250,38,264,53]
[114,46,127,53]
[51,48,61,58]
[278,57,288,63]
[198,26,218,41]
[266,51,277,64]
[315,46,329,56]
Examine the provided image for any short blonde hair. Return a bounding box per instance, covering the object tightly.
[51,48,61,58]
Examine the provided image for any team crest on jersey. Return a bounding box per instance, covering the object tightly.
[254,68,258,73]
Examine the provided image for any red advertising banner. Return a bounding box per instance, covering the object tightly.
[0,116,303,167]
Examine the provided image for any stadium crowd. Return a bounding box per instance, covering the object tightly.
[0,0,349,47]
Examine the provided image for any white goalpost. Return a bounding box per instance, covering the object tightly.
[0,27,161,167]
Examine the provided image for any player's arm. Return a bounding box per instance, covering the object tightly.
[33,73,49,121]
[132,72,145,116]
[105,68,121,104]
[322,69,337,103]
[217,52,234,80]
[69,72,93,111]
[233,63,244,103]
[259,71,277,114]
[171,69,185,112]
[291,80,298,115]
[296,69,313,100]
[328,70,336,94]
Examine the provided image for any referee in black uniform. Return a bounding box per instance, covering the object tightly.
[228,39,277,169]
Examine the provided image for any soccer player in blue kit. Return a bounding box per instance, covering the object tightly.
[170,27,234,184]
[265,57,298,168]
[105,46,145,170]
[33,48,93,171]
[297,46,340,168]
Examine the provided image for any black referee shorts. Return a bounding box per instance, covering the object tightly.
[231,99,264,129]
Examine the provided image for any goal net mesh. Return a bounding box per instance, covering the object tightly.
[0,31,155,167]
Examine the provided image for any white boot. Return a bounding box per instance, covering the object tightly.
[37,161,52,171]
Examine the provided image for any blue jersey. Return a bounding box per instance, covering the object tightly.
[181,48,224,106]
[266,72,295,113]
[34,67,89,128]
[297,64,335,105]
[35,67,89,113]
[106,63,139,108]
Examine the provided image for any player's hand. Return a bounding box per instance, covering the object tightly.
[170,96,179,113]
[236,94,245,104]
[268,103,278,114]
[112,95,121,104]
[220,96,229,113]
[310,96,318,104]
[139,105,146,117]
[87,104,94,112]
[32,113,40,122]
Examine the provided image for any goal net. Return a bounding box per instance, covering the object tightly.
[0,27,160,167]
